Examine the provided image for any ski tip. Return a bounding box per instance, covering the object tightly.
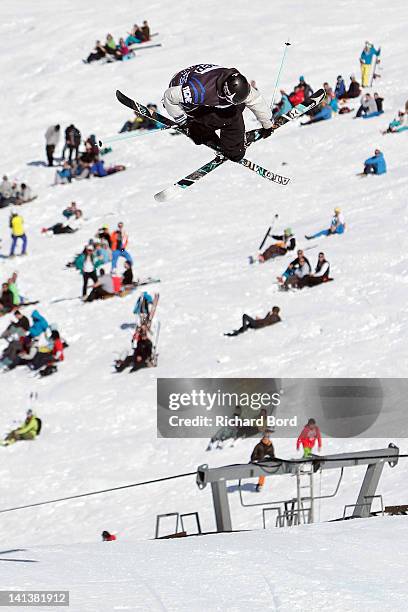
[154,188,173,203]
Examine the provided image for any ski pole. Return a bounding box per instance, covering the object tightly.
[270,41,291,112]
[259,214,279,250]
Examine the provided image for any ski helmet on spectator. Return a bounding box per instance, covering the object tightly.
[221,71,250,104]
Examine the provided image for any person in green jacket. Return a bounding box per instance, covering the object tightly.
[3,410,40,445]
[7,271,21,306]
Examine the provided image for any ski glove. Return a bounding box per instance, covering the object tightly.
[260,127,274,139]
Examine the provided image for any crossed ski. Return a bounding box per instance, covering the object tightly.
[116,89,325,200]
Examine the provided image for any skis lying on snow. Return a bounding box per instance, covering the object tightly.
[116,89,325,199]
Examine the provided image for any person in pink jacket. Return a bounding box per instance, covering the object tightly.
[296,418,322,457]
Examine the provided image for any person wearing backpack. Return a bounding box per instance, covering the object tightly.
[3,409,41,445]
[64,124,81,162]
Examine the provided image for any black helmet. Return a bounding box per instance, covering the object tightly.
[221,71,250,104]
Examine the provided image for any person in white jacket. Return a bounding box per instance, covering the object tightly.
[45,124,61,166]
[162,64,273,161]
[355,93,377,118]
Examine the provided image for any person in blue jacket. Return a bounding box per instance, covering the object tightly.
[300,101,332,125]
[272,90,292,119]
[334,76,346,99]
[362,149,387,175]
[360,42,380,87]
[29,310,49,338]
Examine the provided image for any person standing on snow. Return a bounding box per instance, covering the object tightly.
[250,430,275,492]
[45,124,61,167]
[359,41,380,88]
[162,64,274,162]
[110,222,132,271]
[296,418,322,458]
[9,211,27,257]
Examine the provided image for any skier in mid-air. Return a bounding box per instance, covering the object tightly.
[162,64,274,162]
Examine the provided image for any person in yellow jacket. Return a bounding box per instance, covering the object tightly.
[9,212,27,257]
[3,410,40,445]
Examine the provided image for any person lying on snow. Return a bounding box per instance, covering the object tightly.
[114,326,153,372]
[3,409,41,446]
[258,228,295,263]
[224,306,281,337]
[42,209,83,235]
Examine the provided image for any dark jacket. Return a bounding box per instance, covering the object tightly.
[375,97,384,112]
[15,315,30,331]
[251,440,275,462]
[134,338,152,363]
[0,289,14,310]
[253,312,281,329]
[347,81,361,98]
[271,234,296,251]
[122,268,133,285]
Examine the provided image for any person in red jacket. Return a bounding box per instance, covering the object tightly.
[102,530,116,541]
[296,418,322,457]
[289,85,305,107]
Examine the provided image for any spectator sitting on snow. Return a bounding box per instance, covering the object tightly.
[141,20,150,41]
[96,225,112,247]
[289,85,304,106]
[54,161,72,185]
[374,92,384,113]
[383,110,408,134]
[42,209,83,235]
[29,330,64,370]
[125,24,145,46]
[94,240,112,267]
[85,40,107,63]
[355,93,377,118]
[85,268,114,302]
[277,250,311,285]
[360,149,387,176]
[323,82,335,102]
[305,207,346,240]
[63,201,81,219]
[104,33,121,59]
[341,74,361,99]
[90,158,126,177]
[258,228,296,262]
[122,261,134,286]
[300,252,331,287]
[102,530,117,542]
[3,409,41,445]
[119,104,159,133]
[15,183,35,205]
[28,310,49,338]
[272,90,292,119]
[224,306,281,337]
[0,282,14,314]
[72,159,91,180]
[278,256,310,290]
[1,309,30,342]
[0,175,14,207]
[300,101,332,125]
[298,76,313,99]
[118,37,132,60]
[114,325,153,372]
[334,75,346,99]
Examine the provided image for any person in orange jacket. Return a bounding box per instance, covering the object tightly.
[296,418,322,457]
[110,222,133,271]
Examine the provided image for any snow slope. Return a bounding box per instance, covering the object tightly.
[0,2,407,605]
[1,518,408,612]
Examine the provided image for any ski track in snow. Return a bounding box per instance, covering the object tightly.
[0,1,408,609]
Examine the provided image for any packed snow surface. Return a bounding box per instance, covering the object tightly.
[0,0,407,610]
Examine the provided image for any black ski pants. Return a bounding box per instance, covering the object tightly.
[188,105,246,161]
[82,271,97,296]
